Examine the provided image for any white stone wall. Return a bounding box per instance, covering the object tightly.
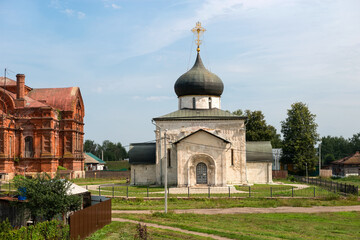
[178,96,220,109]
[154,119,247,186]
[246,162,272,184]
[131,164,157,185]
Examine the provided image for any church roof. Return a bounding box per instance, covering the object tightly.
[246,141,273,162]
[129,143,156,165]
[153,109,246,121]
[174,129,230,144]
[27,87,80,111]
[174,53,224,97]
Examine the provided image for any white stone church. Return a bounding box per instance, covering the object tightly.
[129,24,272,187]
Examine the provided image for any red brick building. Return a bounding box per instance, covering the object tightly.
[0,74,85,180]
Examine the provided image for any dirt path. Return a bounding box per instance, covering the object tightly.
[112,217,231,240]
[112,205,360,215]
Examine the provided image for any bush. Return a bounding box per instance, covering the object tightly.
[287,176,296,182]
[0,219,69,240]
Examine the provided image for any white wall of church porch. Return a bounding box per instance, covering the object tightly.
[154,119,247,186]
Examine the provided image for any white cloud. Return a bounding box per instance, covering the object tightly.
[77,11,86,19]
[111,4,121,9]
[63,9,74,16]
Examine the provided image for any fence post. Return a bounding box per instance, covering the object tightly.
[188,187,190,198]
[345,183,347,194]
[228,186,231,198]
[313,187,315,198]
[147,185,149,198]
[292,187,294,197]
[9,182,11,192]
[208,186,210,198]
[99,185,101,196]
[86,185,88,190]
[126,185,129,198]
[112,185,114,198]
[270,187,272,198]
[249,186,251,198]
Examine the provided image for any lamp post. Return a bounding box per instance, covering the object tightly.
[164,129,168,213]
[151,120,168,213]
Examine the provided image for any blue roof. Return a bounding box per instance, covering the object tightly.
[85,152,106,164]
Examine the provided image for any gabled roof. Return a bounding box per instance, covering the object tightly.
[153,108,246,121]
[85,152,106,164]
[0,77,32,90]
[332,152,360,165]
[174,129,230,144]
[27,87,80,111]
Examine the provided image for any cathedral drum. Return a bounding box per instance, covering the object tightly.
[196,162,207,184]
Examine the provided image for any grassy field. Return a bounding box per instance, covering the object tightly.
[105,160,130,170]
[86,221,209,240]
[90,183,341,199]
[113,212,360,240]
[71,178,127,186]
[111,196,360,210]
[329,176,360,187]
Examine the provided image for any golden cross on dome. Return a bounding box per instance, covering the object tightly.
[191,22,206,53]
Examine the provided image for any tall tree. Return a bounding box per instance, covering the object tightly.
[233,109,282,148]
[280,102,319,173]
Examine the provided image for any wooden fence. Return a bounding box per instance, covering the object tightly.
[272,170,288,179]
[69,198,112,240]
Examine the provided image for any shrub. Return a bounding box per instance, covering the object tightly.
[0,219,68,240]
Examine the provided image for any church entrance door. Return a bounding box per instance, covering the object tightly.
[196,162,207,184]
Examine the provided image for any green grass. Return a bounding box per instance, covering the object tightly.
[86,221,210,240]
[92,183,339,198]
[105,161,130,170]
[330,176,360,187]
[113,212,360,240]
[71,178,126,186]
[111,196,360,210]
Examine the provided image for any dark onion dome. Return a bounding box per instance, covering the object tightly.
[174,53,224,97]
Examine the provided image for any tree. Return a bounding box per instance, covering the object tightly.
[84,139,101,156]
[233,109,282,148]
[321,135,352,161]
[13,174,81,223]
[280,102,319,173]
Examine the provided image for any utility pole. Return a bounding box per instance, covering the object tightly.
[318,143,321,176]
[164,129,168,213]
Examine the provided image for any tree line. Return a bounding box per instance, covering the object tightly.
[321,134,360,165]
[84,139,128,161]
[234,102,360,174]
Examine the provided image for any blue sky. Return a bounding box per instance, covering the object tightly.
[1,0,359,147]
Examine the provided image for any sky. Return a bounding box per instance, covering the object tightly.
[0,0,359,147]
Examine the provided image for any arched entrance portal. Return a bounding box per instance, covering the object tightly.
[196,162,207,184]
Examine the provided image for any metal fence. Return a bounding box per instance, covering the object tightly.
[69,198,112,240]
[89,184,337,199]
[293,175,359,196]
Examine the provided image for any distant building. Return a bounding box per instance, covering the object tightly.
[331,151,360,177]
[84,152,106,171]
[129,23,272,187]
[0,74,85,181]
[272,148,282,171]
